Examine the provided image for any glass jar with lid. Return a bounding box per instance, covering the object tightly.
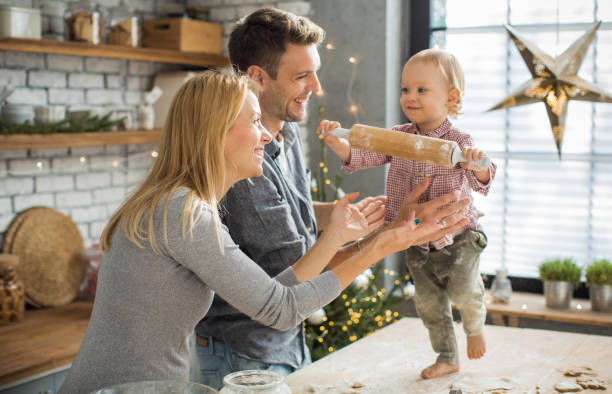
[107,0,139,47]
[219,370,291,394]
[64,0,103,44]
[0,254,25,325]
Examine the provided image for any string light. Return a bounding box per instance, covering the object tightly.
[6,150,157,176]
[348,56,357,64]
[316,89,325,97]
[326,43,335,50]
[349,104,358,113]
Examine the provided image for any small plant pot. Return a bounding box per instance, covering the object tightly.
[544,280,573,309]
[590,284,612,312]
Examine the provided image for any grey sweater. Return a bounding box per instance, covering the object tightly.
[59,189,341,394]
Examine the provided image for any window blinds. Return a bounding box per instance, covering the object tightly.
[431,0,612,277]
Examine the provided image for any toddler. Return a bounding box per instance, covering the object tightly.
[319,48,497,379]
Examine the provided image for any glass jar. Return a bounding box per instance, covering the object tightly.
[64,0,103,44]
[107,0,139,47]
[0,254,25,325]
[219,370,291,394]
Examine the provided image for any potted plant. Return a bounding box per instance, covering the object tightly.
[538,258,581,309]
[585,259,612,312]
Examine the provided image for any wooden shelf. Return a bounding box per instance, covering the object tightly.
[0,130,161,149]
[0,37,229,67]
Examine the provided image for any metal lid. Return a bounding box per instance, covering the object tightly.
[0,5,42,15]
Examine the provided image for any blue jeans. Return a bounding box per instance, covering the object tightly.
[192,336,298,390]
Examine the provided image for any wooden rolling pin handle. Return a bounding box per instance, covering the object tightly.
[326,127,350,139]
[450,147,491,168]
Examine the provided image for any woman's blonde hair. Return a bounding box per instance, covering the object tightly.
[408,48,465,118]
[100,69,251,254]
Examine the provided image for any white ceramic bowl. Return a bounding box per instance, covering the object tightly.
[34,105,66,125]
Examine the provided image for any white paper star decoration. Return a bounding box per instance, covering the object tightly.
[488,22,612,156]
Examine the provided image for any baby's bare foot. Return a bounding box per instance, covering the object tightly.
[420,361,460,379]
[467,333,486,359]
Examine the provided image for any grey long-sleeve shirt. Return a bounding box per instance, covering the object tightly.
[58,189,340,394]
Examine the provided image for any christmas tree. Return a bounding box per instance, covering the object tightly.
[306,104,412,361]
[305,264,411,361]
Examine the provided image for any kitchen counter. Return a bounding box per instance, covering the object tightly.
[0,301,92,387]
[286,317,612,393]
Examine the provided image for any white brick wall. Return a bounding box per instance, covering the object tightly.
[84,58,126,73]
[0,70,27,86]
[75,172,112,190]
[5,52,45,69]
[14,193,54,212]
[8,159,50,176]
[47,55,84,72]
[0,197,11,214]
[69,73,105,89]
[0,0,313,247]
[7,88,47,105]
[56,191,93,208]
[36,175,74,192]
[85,89,123,105]
[29,70,67,88]
[48,88,85,105]
[0,178,34,195]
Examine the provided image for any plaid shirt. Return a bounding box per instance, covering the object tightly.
[343,119,497,250]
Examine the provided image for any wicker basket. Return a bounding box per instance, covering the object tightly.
[3,207,84,307]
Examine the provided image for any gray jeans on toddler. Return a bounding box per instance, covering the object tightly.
[405,226,487,365]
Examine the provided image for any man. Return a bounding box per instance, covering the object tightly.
[194,7,468,389]
[194,9,336,389]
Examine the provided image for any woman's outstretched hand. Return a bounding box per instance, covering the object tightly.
[327,192,386,245]
[368,211,441,257]
[393,178,470,245]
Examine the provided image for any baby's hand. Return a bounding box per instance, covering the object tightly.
[315,119,351,163]
[459,147,488,172]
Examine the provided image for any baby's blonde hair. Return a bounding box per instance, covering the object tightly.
[407,48,465,118]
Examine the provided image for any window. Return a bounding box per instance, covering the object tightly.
[430,0,612,278]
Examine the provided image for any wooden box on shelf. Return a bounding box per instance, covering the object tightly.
[142,18,222,54]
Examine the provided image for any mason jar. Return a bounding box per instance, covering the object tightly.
[64,0,103,44]
[107,0,139,47]
[219,370,291,394]
[0,254,25,325]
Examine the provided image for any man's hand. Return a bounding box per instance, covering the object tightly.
[327,193,386,245]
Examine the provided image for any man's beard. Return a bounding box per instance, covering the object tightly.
[264,87,308,124]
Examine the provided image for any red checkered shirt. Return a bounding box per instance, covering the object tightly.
[342,118,497,250]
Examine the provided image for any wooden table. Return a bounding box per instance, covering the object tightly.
[483,291,612,328]
[0,301,93,386]
[286,317,612,393]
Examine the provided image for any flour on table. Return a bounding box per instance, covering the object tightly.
[450,376,517,393]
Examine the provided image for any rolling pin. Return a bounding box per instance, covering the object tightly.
[327,124,491,168]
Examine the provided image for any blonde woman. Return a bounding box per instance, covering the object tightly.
[59,69,465,394]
